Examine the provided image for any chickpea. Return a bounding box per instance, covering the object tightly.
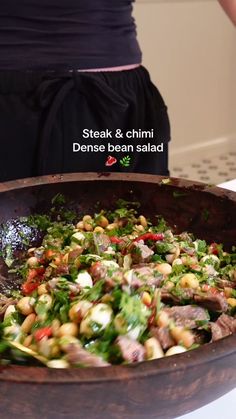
[114,314,128,335]
[156,263,172,275]
[51,318,61,337]
[17,297,35,316]
[139,215,148,228]
[172,258,183,266]
[134,224,145,232]
[49,339,61,358]
[27,256,39,267]
[58,322,79,338]
[165,346,187,356]
[224,287,233,298]
[83,222,93,232]
[165,281,174,291]
[76,221,84,230]
[69,300,92,323]
[180,273,199,289]
[227,298,236,308]
[180,330,195,348]
[156,311,170,328]
[165,254,175,264]
[94,226,104,233]
[141,291,152,307]
[20,313,36,334]
[23,334,33,348]
[181,256,198,266]
[166,245,181,263]
[59,336,80,351]
[82,215,92,222]
[106,222,119,231]
[170,326,194,348]
[145,337,164,360]
[37,283,48,296]
[170,244,180,257]
[53,256,62,266]
[96,215,109,228]
[38,337,51,358]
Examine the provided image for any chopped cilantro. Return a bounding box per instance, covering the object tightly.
[119,293,150,329]
[82,280,105,302]
[51,193,66,206]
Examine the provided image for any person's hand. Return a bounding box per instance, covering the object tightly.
[218,0,236,25]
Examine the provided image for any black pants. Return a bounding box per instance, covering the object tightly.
[0,66,170,182]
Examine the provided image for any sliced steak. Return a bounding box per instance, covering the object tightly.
[161,288,195,305]
[90,262,108,281]
[93,233,111,254]
[68,246,83,262]
[163,305,209,329]
[54,265,69,276]
[64,343,110,367]
[150,327,175,350]
[90,262,125,290]
[210,313,236,342]
[128,266,163,288]
[116,336,145,363]
[215,278,236,290]
[194,292,228,312]
[131,241,154,264]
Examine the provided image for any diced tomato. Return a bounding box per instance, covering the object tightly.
[23,267,45,295]
[110,236,124,245]
[209,243,220,255]
[26,267,45,282]
[22,280,39,295]
[44,249,58,260]
[69,292,76,300]
[34,327,53,342]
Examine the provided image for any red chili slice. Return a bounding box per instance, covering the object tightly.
[133,233,164,243]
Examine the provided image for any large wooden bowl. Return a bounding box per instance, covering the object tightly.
[0,173,235,419]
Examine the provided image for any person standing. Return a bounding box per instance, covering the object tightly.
[0,0,170,182]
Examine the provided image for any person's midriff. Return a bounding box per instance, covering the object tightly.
[0,0,142,71]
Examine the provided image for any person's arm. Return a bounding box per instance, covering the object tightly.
[218,0,236,25]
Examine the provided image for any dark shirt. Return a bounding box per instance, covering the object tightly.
[0,0,141,70]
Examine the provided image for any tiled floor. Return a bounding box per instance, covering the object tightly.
[170,150,236,184]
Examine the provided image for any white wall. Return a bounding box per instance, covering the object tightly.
[134,0,236,161]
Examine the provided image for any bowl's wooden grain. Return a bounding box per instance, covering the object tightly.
[0,172,235,419]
